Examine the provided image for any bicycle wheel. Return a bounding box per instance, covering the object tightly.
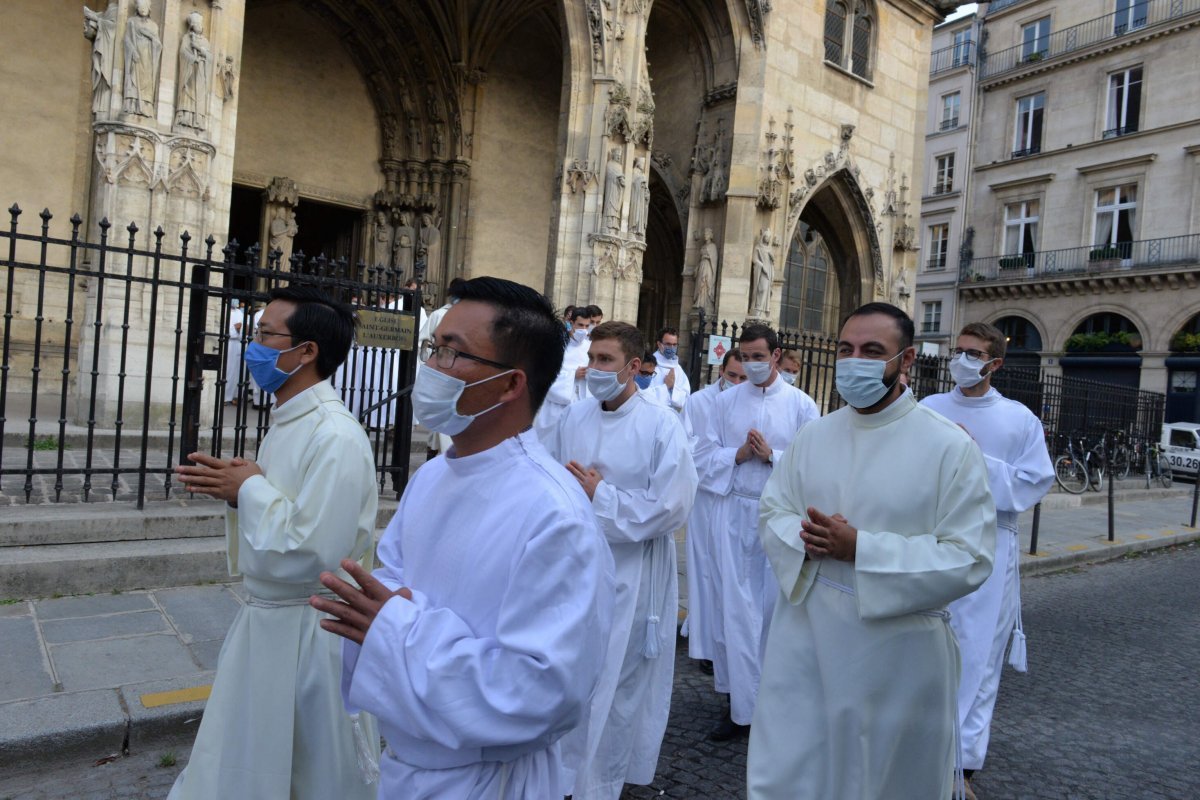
[1158,455,1174,488]
[1088,463,1105,493]
[1054,455,1088,494]
[1111,445,1131,480]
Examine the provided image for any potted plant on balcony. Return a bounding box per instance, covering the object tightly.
[1170,332,1200,353]
[1024,51,1045,63]
[1088,245,1121,271]
[998,255,1027,270]
[1065,330,1141,353]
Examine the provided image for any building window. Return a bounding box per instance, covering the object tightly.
[927,224,950,270]
[782,222,839,334]
[1104,67,1142,138]
[1114,0,1149,35]
[824,1,875,80]
[952,28,972,67]
[1093,185,1137,254]
[941,93,961,130]
[1004,200,1040,260]
[922,301,942,334]
[1021,17,1050,61]
[933,154,955,195]
[1013,92,1045,158]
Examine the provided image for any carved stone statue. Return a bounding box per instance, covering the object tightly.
[751,227,775,316]
[83,3,118,114]
[219,56,237,102]
[269,207,298,265]
[694,228,718,312]
[373,210,393,267]
[602,148,625,234]
[628,157,650,237]
[417,213,442,275]
[392,211,415,275]
[702,127,728,204]
[174,12,212,131]
[122,0,162,117]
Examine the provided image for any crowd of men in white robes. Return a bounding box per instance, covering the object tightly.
[176,275,1052,800]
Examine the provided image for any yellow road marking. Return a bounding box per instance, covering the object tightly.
[1135,534,1152,540]
[1066,544,1088,552]
[140,685,211,708]
[1161,529,1176,536]
[1102,539,1122,545]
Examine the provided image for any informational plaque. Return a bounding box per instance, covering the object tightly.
[355,309,417,350]
[707,335,732,365]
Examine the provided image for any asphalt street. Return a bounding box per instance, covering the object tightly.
[2,543,1197,800]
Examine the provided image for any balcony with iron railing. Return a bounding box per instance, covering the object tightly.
[930,41,975,75]
[958,233,1200,284]
[938,117,960,131]
[986,0,1025,13]
[980,0,1200,80]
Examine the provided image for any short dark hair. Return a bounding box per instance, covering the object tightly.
[641,350,658,366]
[590,321,644,363]
[586,304,603,318]
[563,305,576,318]
[721,348,743,369]
[446,277,467,300]
[268,286,356,378]
[569,307,592,323]
[844,302,914,350]
[960,321,1007,360]
[451,276,565,413]
[739,323,779,353]
[657,326,679,343]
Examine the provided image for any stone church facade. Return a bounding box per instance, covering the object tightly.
[0,0,957,420]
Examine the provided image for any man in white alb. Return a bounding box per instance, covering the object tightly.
[550,321,698,799]
[311,277,615,800]
[750,303,997,800]
[650,326,691,412]
[533,306,593,443]
[171,286,379,800]
[680,349,746,672]
[694,324,819,740]
[921,321,1054,798]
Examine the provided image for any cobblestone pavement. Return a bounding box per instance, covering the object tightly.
[3,545,1198,799]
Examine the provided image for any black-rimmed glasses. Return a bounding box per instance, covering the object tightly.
[253,326,297,344]
[419,340,514,371]
[952,347,990,360]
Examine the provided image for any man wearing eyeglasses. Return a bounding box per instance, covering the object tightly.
[548,321,697,800]
[171,286,379,800]
[310,276,615,800]
[920,322,1054,799]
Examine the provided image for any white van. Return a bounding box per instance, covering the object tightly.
[1162,422,1200,476]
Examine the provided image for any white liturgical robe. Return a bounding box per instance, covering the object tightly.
[534,334,591,444]
[169,380,379,800]
[550,391,698,799]
[694,376,819,724]
[921,386,1054,770]
[651,356,691,412]
[749,390,996,800]
[341,430,615,800]
[679,381,722,660]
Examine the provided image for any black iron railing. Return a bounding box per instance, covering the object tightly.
[930,41,975,75]
[981,0,1199,80]
[0,204,421,507]
[960,233,1200,283]
[939,117,960,132]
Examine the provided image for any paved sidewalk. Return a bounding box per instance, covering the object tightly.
[1,485,1197,772]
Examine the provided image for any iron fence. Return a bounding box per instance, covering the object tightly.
[981,0,1199,80]
[959,233,1200,284]
[929,40,975,76]
[0,204,420,507]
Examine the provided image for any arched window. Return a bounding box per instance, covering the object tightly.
[824,0,875,80]
[781,222,839,334]
[993,316,1043,352]
[1067,312,1142,351]
[1170,311,1200,352]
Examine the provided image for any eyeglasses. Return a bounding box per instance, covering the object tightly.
[419,340,514,371]
[253,326,297,343]
[953,347,990,360]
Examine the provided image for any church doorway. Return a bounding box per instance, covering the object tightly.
[637,168,685,342]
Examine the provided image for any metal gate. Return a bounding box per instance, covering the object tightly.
[0,205,419,507]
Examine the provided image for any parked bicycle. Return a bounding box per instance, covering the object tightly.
[1140,440,1173,489]
[1054,433,1105,494]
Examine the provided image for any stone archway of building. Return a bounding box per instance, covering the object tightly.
[638,168,685,342]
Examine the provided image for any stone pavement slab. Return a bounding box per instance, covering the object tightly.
[153,585,242,644]
[50,633,203,693]
[0,615,54,703]
[40,610,171,645]
[34,593,154,620]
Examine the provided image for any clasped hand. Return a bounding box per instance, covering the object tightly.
[736,429,772,464]
[566,460,603,500]
[799,507,856,561]
[175,452,263,505]
[310,559,413,646]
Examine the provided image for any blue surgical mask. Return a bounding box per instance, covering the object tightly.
[742,360,773,386]
[634,374,654,390]
[586,362,631,402]
[572,328,589,344]
[660,346,678,360]
[411,365,513,436]
[950,352,995,389]
[780,371,797,385]
[835,352,903,409]
[244,340,309,394]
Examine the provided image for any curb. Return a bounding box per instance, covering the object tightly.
[1018,527,1200,577]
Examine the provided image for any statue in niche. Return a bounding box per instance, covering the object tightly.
[374,210,393,268]
[407,113,422,154]
[694,228,718,312]
[392,211,415,275]
[268,207,299,265]
[381,114,400,159]
[417,213,442,275]
[602,148,625,234]
[702,126,728,204]
[122,0,162,117]
[219,56,237,102]
[83,3,118,114]
[174,12,212,132]
[628,158,650,237]
[751,228,775,316]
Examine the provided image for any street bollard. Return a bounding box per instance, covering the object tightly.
[1190,472,1199,529]
[1108,456,1115,542]
[1029,502,1041,555]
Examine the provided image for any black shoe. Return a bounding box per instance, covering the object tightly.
[698,659,714,675]
[708,714,750,742]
